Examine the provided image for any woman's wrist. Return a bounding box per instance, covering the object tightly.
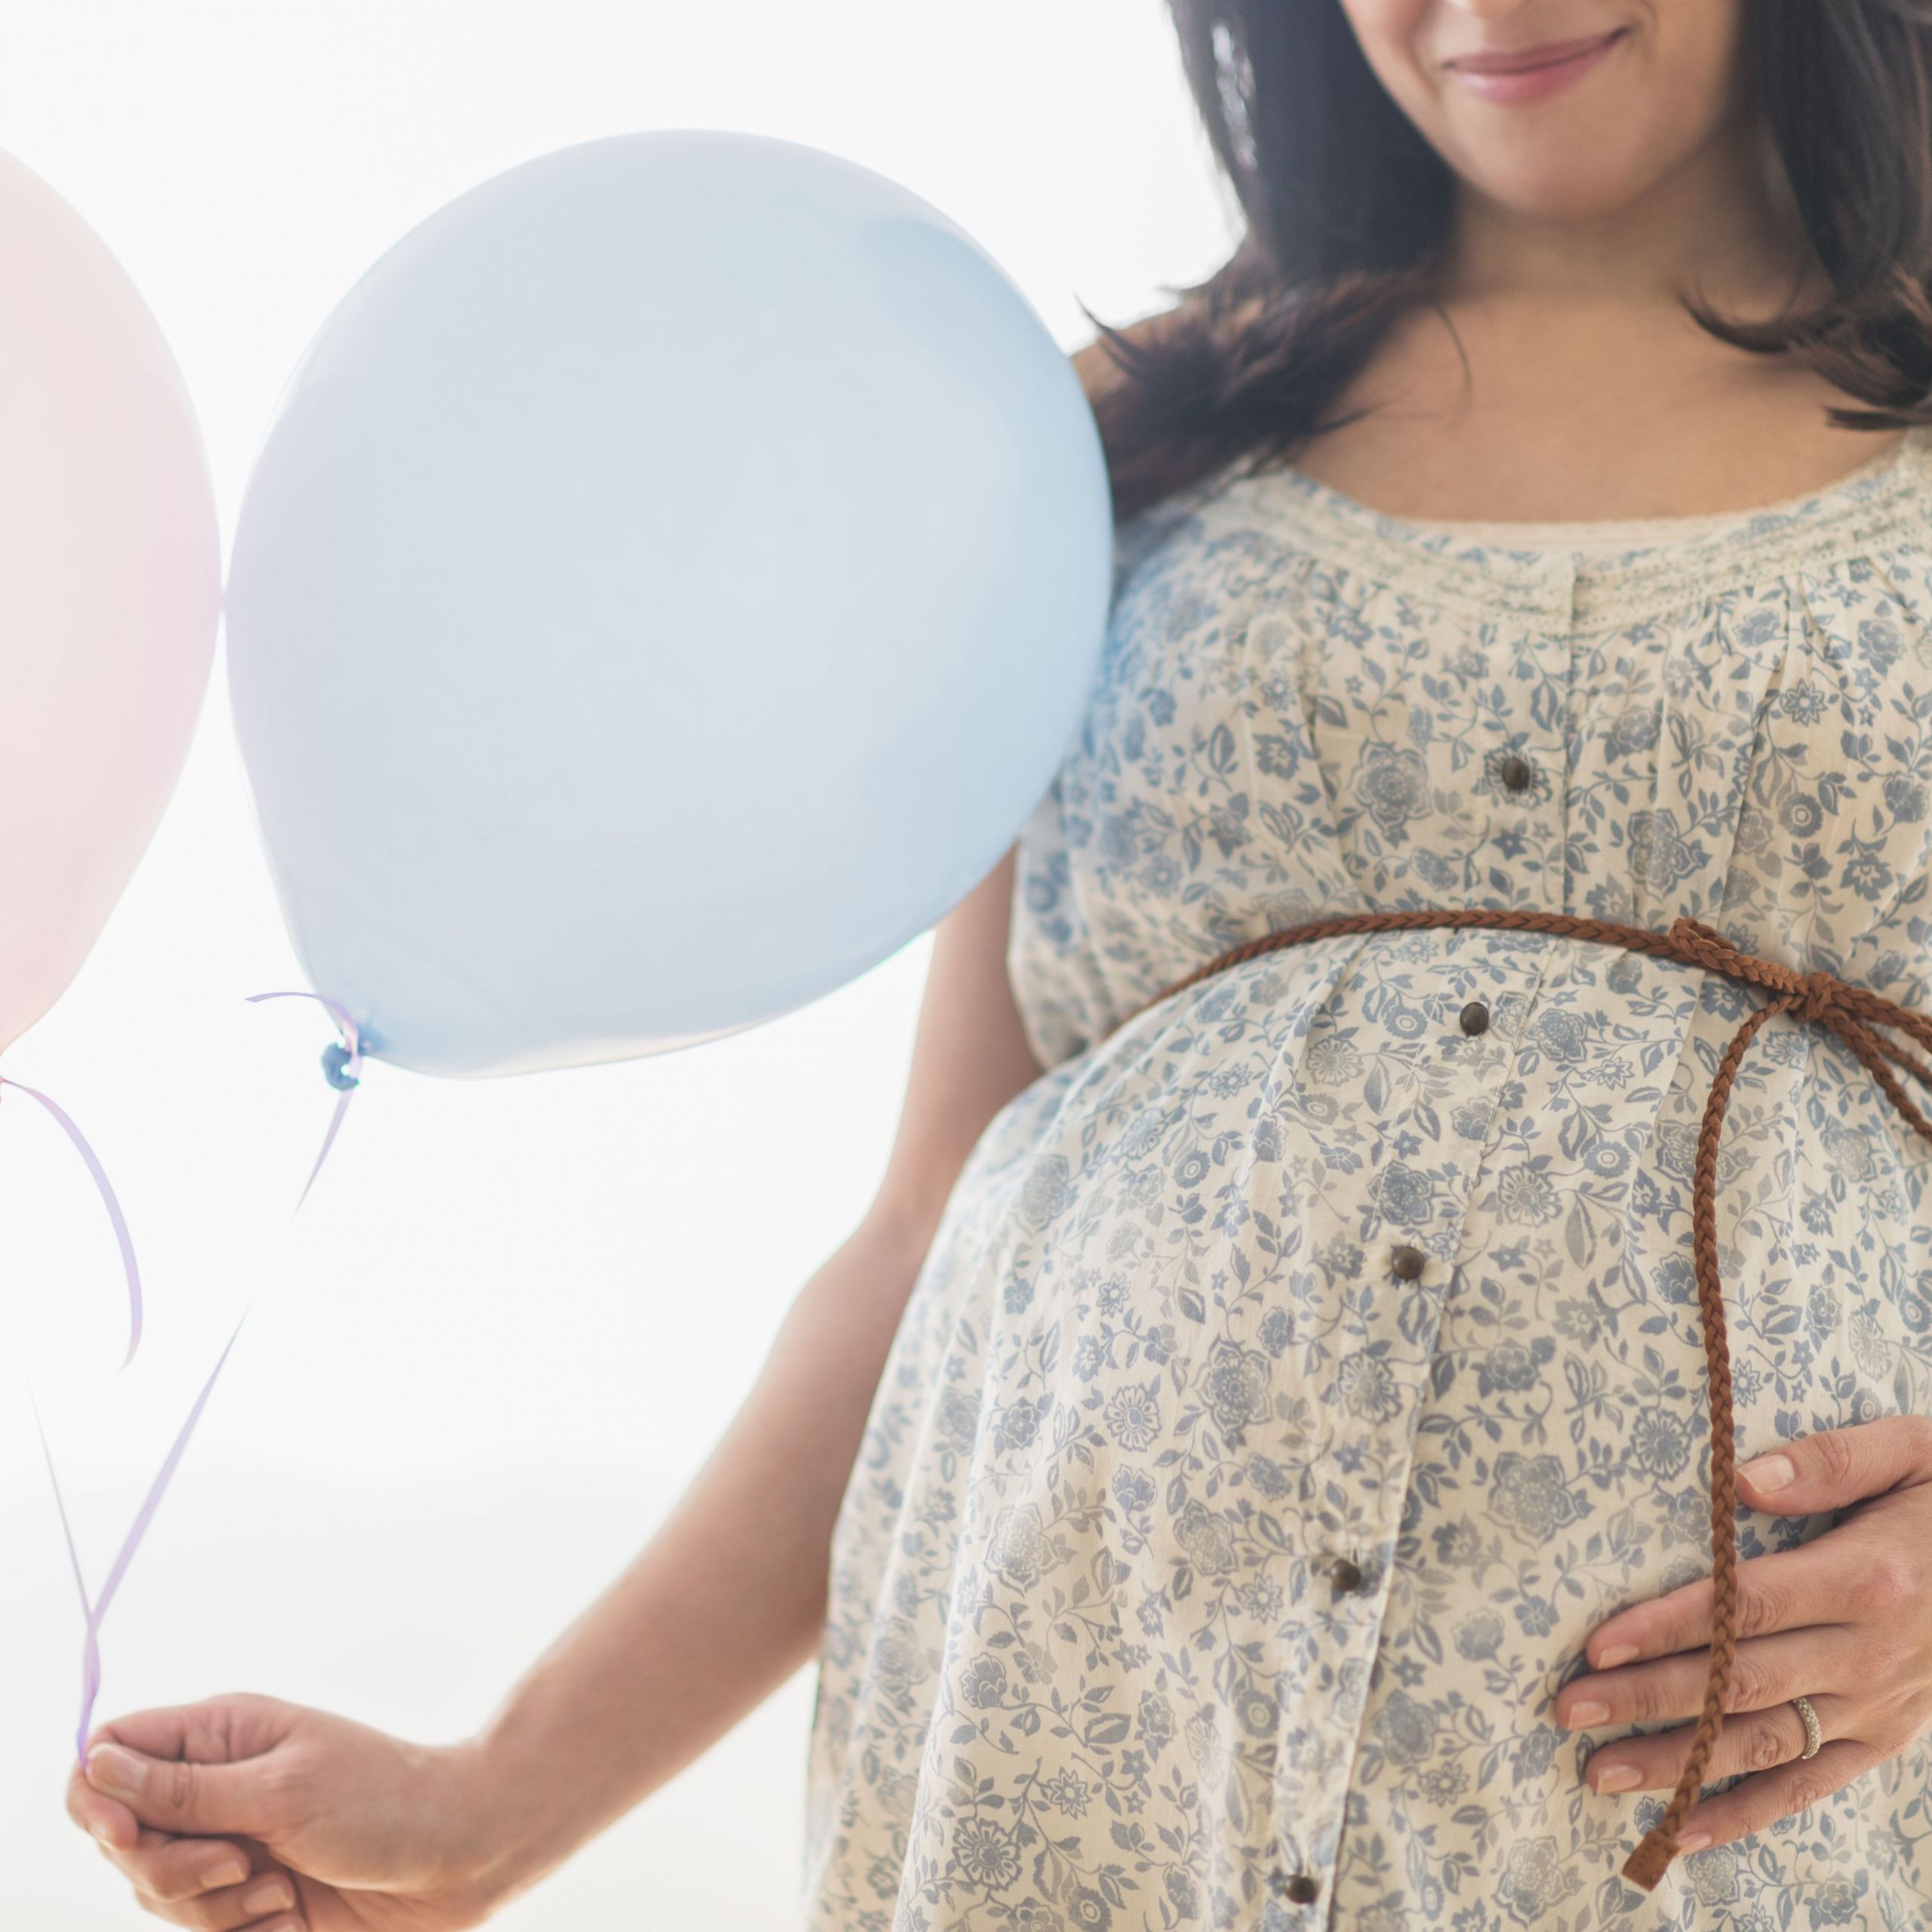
[443,1718,598,1914]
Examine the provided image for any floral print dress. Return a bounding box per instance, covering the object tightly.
[801,430,1932,1932]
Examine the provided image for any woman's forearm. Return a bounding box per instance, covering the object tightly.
[460,1207,931,1907]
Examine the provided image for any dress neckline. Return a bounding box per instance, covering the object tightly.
[1337,429,1924,552]
[1182,424,1932,629]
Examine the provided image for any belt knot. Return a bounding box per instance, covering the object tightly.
[1663,916,1843,1026]
[1794,970,1840,1025]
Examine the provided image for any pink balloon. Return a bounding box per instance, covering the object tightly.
[0,150,217,1053]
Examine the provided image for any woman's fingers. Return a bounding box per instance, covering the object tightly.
[1672,1738,1887,1852]
[1582,1694,1850,1793]
[66,1765,266,1918]
[67,1700,312,1932]
[132,1863,303,1930]
[66,1760,140,1853]
[1586,1531,1881,1671]
[85,1737,283,1840]
[1555,1626,1860,1732]
[1582,1420,1932,1720]
[103,1695,294,1768]
[100,1826,262,1906]
[82,1695,298,1841]
[1736,1417,1932,1516]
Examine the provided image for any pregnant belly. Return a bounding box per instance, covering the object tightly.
[811,924,1932,1922]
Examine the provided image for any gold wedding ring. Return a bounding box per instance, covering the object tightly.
[1790,1695,1824,1761]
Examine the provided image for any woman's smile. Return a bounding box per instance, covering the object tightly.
[1441,26,1630,106]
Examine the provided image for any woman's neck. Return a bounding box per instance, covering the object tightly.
[1288,106,1900,527]
[1440,110,1810,317]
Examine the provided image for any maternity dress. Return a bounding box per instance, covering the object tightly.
[801,429,1932,1931]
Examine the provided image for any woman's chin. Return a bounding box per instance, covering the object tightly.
[1451,143,1684,231]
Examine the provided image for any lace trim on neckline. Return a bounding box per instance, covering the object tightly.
[1144,428,1932,628]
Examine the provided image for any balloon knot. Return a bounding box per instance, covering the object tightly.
[321,1041,361,1092]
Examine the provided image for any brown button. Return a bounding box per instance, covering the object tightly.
[1330,1557,1366,1592]
[1391,1244,1426,1279]
[1459,999,1491,1035]
[1281,1872,1321,1905]
[1500,754,1534,793]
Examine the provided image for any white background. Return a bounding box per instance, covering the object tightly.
[0,5,1235,1924]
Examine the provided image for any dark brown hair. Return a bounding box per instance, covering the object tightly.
[1087,0,1932,522]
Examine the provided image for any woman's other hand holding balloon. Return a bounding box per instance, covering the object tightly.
[68,1694,510,1931]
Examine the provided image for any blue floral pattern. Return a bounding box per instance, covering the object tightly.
[802,432,1932,1930]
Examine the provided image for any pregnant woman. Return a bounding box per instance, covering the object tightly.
[69,1,1932,1927]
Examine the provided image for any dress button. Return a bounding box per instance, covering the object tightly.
[1276,1872,1321,1905]
[1500,753,1534,794]
[1459,998,1491,1035]
[1330,1556,1366,1592]
[1390,1243,1426,1279]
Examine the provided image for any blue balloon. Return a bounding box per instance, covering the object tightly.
[227,131,1112,1077]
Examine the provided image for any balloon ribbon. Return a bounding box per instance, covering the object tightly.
[38,996,361,1761]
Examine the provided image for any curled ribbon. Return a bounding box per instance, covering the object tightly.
[43,995,363,1761]
[5,1076,144,1763]
[4,1078,142,1365]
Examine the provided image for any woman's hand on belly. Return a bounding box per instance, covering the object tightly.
[1552,1416,1932,1856]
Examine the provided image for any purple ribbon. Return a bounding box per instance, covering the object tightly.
[37,1330,241,1761]
[4,1079,143,1366]
[42,996,362,1761]
[4,1076,143,1763]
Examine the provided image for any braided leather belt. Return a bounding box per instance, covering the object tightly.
[1126,909,1932,1890]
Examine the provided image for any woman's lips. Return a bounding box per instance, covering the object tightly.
[1443,28,1628,105]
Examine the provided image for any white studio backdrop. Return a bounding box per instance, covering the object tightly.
[0,4,1235,1924]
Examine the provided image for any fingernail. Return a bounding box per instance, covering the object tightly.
[1677,1829,1712,1854]
[1740,1452,1795,1492]
[242,1879,296,1915]
[199,1857,249,1890]
[86,1744,146,1798]
[88,1822,115,1848]
[1596,1644,1638,1669]
[1566,1700,1610,1728]
[1594,1760,1641,1792]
